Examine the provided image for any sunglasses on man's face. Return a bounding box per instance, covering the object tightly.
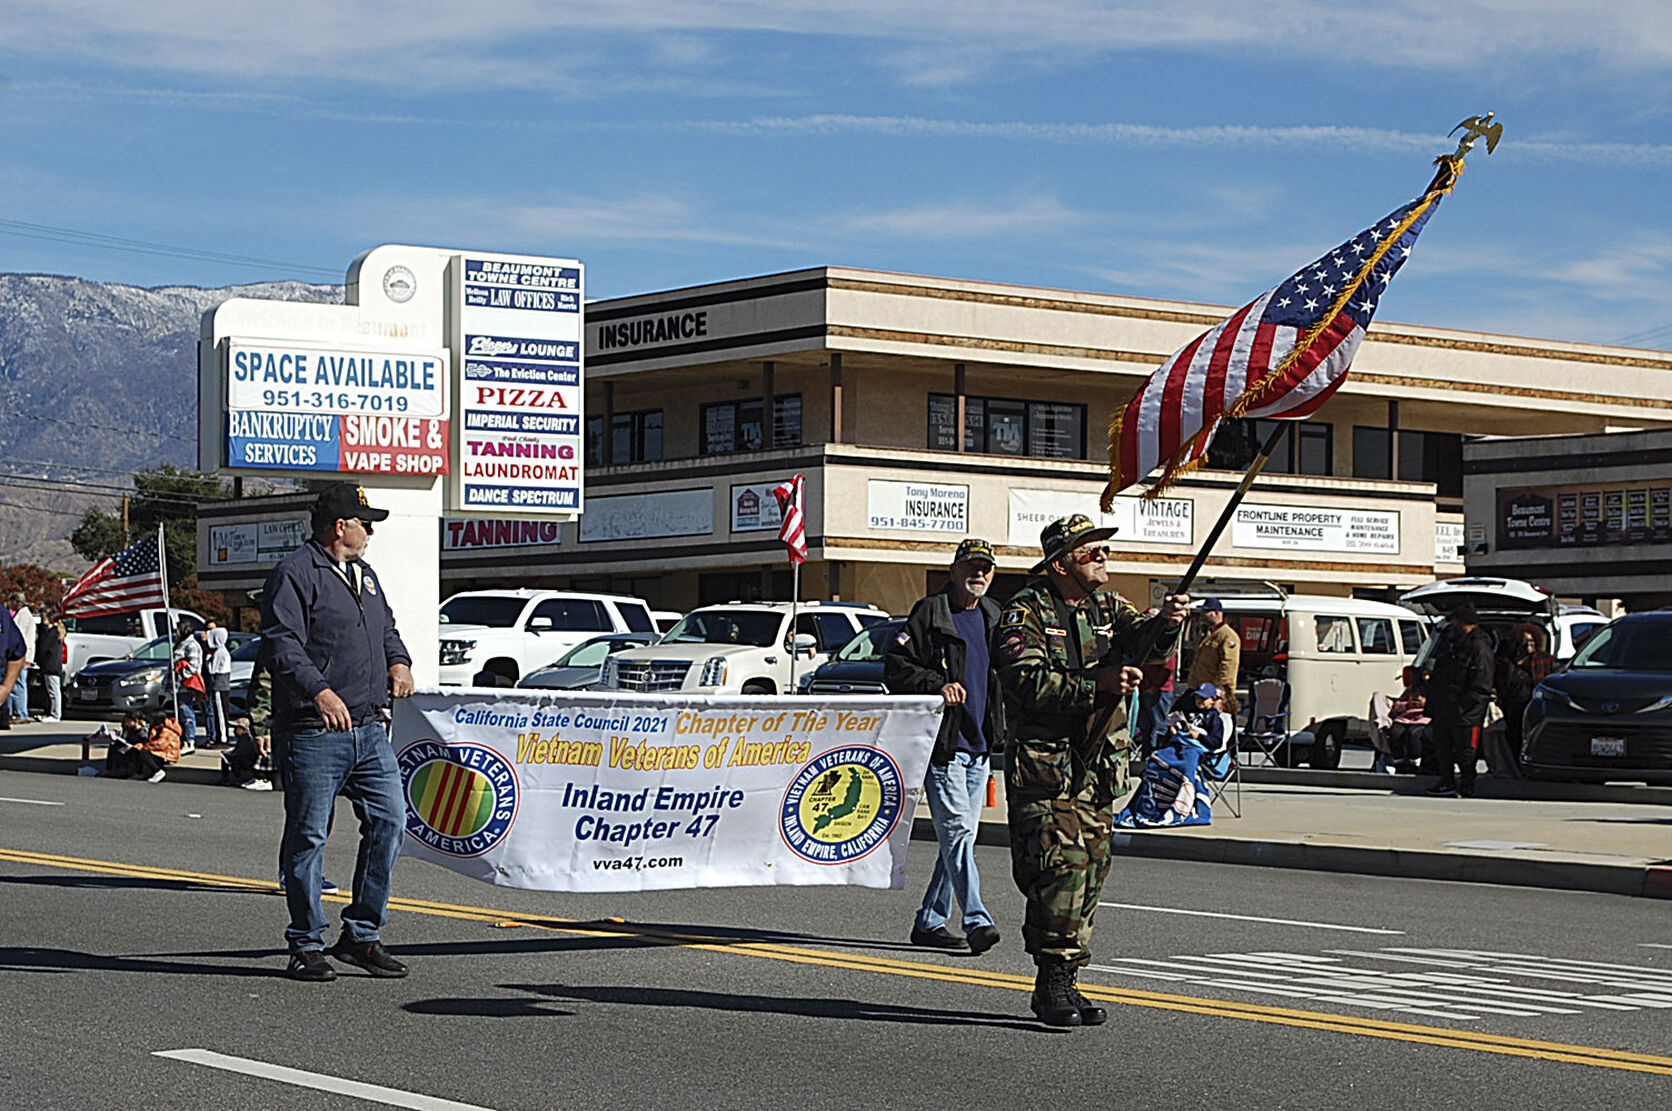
[1070,545,1110,564]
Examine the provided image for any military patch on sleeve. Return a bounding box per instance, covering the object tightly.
[895,630,911,646]
[997,630,1026,660]
[1044,626,1068,637]
[1000,607,1027,628]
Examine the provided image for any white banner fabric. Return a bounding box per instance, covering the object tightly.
[393,690,942,893]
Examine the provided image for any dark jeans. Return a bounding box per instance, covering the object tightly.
[1135,690,1172,755]
[278,722,404,953]
[1430,716,1480,791]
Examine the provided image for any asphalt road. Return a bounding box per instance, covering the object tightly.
[1,769,1669,1110]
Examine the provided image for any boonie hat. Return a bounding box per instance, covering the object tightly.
[316,482,389,523]
[953,537,996,565]
[1031,513,1117,574]
[1194,682,1220,699]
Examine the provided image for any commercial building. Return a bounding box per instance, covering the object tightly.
[198,266,1672,618]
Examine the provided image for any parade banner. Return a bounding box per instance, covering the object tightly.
[393,690,942,893]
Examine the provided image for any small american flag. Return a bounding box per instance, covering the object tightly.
[60,531,168,618]
[773,474,807,565]
[1104,187,1446,505]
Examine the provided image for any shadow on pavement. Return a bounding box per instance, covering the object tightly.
[0,945,280,978]
[472,982,1047,1031]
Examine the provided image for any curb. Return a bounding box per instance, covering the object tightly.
[912,815,1671,902]
[1239,766,1672,806]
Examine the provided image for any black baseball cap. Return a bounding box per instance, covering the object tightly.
[316,482,389,523]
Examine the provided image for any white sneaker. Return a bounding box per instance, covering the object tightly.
[147,769,167,783]
[39,716,60,723]
[240,779,274,791]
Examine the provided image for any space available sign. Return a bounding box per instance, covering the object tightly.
[223,341,450,475]
[867,480,968,533]
[731,482,785,532]
[1231,504,1400,554]
[1008,489,1193,547]
[453,255,586,516]
[393,690,940,892]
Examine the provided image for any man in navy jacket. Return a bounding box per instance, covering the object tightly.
[884,538,1007,956]
[262,483,414,982]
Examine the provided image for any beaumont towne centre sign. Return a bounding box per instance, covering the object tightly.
[199,244,586,519]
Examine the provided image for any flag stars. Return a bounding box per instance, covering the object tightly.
[1304,298,1319,311]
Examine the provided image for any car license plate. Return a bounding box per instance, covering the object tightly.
[77,689,97,702]
[1590,737,1626,757]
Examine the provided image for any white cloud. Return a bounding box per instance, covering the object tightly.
[6,2,1672,88]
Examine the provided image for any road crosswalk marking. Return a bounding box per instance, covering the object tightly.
[1088,947,1672,1021]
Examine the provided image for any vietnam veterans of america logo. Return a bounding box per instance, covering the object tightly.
[399,740,519,857]
[779,746,903,865]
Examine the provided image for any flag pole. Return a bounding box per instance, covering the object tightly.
[1173,422,1287,598]
[156,523,179,724]
[787,556,800,692]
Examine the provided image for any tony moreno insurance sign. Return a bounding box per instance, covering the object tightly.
[222,340,450,475]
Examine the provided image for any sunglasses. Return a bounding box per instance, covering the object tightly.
[1070,545,1111,564]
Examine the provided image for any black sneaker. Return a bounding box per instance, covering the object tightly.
[328,937,409,978]
[910,925,968,951]
[286,951,337,982]
[965,924,1002,956]
[1424,781,1459,797]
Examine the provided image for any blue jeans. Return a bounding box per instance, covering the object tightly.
[279,722,404,953]
[916,750,992,933]
[1136,691,1172,755]
[7,666,29,718]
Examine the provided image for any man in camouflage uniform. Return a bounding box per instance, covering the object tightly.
[996,514,1188,1027]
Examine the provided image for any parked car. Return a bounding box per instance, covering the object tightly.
[1400,577,1607,663]
[1184,588,1425,768]
[437,589,658,685]
[517,633,659,690]
[650,610,683,635]
[601,601,888,695]
[1521,611,1672,784]
[66,607,205,679]
[796,619,905,695]
[69,631,256,719]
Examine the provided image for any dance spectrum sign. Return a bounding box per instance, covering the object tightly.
[392,691,940,892]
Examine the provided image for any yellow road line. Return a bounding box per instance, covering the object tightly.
[5,847,1670,1076]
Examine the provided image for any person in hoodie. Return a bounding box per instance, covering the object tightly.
[884,537,1007,957]
[1423,601,1496,798]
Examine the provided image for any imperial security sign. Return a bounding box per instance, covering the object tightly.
[453,253,586,518]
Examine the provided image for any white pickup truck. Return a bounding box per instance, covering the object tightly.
[66,607,205,679]
[437,589,659,685]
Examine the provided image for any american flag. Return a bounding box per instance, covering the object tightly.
[1103,188,1445,505]
[59,531,168,618]
[774,474,807,565]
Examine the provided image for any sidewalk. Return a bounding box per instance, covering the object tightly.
[4,719,1668,900]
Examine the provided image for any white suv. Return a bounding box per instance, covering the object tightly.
[438,589,658,685]
[600,602,888,695]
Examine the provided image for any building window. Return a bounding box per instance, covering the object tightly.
[927,394,1086,460]
[1352,426,1463,497]
[1206,418,1333,476]
[701,395,802,455]
[586,409,663,466]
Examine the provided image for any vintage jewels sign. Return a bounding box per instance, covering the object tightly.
[393,690,940,892]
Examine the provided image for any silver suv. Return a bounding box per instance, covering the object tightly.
[601,601,888,695]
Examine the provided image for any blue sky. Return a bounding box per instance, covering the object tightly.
[2,1,1669,349]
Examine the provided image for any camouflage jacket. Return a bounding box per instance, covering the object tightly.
[995,578,1180,750]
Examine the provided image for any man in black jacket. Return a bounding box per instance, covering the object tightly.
[262,483,415,982]
[1425,601,1495,798]
[884,538,1007,955]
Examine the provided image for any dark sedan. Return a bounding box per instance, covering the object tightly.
[517,633,658,690]
[795,619,904,695]
[67,636,177,717]
[1522,611,1672,784]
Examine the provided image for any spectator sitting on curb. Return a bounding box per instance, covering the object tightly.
[221,715,275,791]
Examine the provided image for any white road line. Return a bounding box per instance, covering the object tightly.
[1099,903,1403,934]
[154,1050,495,1111]
[1639,943,1672,951]
[0,796,64,806]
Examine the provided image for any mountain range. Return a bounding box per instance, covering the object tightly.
[0,273,341,570]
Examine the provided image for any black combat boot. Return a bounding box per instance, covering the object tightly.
[1030,960,1082,1027]
[1067,966,1109,1026]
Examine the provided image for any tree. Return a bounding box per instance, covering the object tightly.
[0,563,66,612]
[69,466,229,617]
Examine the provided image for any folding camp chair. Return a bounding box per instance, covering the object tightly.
[1241,678,1290,767]
[1200,709,1241,817]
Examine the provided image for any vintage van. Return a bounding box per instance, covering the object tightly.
[1180,588,1427,768]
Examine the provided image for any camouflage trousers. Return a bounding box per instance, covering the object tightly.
[1006,736,1128,968]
